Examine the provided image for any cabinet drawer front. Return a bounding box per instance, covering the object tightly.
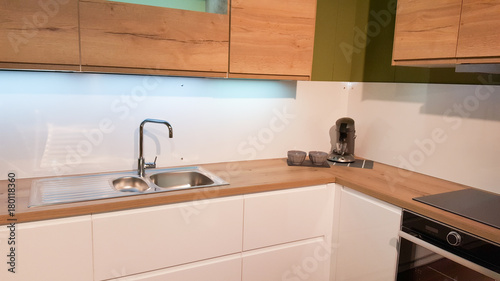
[92,196,243,280]
[0,216,93,281]
[243,184,334,251]
[242,238,331,281]
[114,254,241,281]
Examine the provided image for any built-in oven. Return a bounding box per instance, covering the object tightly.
[397,210,500,281]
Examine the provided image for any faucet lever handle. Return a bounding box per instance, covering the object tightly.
[145,156,157,169]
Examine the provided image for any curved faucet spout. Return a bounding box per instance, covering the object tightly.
[138,119,173,177]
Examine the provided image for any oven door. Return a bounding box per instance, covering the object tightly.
[397,231,500,281]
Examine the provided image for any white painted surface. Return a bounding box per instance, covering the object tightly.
[110,254,242,281]
[243,184,334,251]
[334,186,401,281]
[0,216,93,281]
[347,82,500,194]
[0,71,348,180]
[92,196,243,280]
[242,238,331,281]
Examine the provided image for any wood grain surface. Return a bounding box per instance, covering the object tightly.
[392,0,462,64]
[229,0,316,77]
[1,158,499,245]
[80,0,229,73]
[456,0,500,61]
[0,0,80,69]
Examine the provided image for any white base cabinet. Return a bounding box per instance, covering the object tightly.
[333,186,402,281]
[242,238,332,281]
[109,254,242,281]
[92,196,244,280]
[0,216,93,281]
[242,184,335,281]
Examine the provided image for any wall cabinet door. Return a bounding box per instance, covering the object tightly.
[0,216,93,281]
[392,0,462,66]
[456,0,500,63]
[92,195,243,280]
[229,0,317,80]
[79,0,229,77]
[0,0,80,70]
[242,238,331,281]
[111,254,241,281]
[334,186,401,281]
[243,184,335,251]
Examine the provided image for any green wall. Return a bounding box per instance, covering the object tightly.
[108,0,206,12]
[311,0,500,84]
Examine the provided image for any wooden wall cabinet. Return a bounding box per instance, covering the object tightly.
[0,0,318,80]
[456,0,500,64]
[229,0,317,80]
[79,0,230,77]
[0,0,80,71]
[393,0,500,67]
[392,0,462,66]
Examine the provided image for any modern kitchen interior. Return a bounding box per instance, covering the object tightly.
[1,0,500,280]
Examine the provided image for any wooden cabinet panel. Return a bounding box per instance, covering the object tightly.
[392,0,462,65]
[243,184,334,251]
[0,0,79,70]
[457,0,500,62]
[229,0,317,79]
[0,216,93,281]
[334,187,401,281]
[80,0,229,76]
[92,196,243,280]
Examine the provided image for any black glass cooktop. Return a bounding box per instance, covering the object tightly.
[413,189,500,230]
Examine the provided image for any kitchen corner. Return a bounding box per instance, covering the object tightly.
[1,158,498,246]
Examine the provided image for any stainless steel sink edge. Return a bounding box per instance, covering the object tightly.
[29,166,229,208]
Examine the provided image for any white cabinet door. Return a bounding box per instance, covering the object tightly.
[242,238,331,281]
[112,254,241,281]
[243,184,335,251]
[334,186,402,281]
[92,196,244,280]
[0,216,93,281]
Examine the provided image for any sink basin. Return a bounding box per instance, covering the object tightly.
[150,171,214,189]
[112,176,150,192]
[29,166,229,207]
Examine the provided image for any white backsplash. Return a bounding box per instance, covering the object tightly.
[347,82,500,194]
[0,71,348,180]
[2,70,499,194]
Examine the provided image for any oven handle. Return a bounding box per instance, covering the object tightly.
[399,231,500,280]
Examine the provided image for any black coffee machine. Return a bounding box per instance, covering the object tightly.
[328,117,356,163]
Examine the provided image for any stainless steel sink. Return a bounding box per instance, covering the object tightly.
[150,171,214,189]
[29,166,229,207]
[112,176,151,192]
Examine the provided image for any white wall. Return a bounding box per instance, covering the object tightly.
[347,82,500,194]
[0,71,348,180]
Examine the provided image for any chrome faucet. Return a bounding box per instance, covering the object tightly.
[138,119,173,177]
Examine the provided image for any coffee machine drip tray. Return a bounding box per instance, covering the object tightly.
[328,153,355,163]
[414,189,500,230]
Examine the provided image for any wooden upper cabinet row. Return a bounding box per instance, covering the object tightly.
[0,0,317,80]
[392,0,500,66]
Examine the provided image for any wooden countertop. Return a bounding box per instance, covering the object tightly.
[1,158,499,244]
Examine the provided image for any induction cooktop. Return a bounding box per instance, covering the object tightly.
[413,189,500,230]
